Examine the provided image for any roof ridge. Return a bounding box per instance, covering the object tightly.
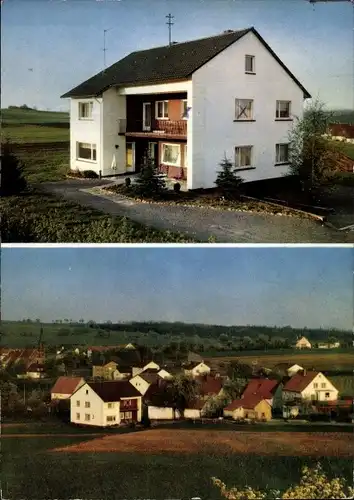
[130,27,253,54]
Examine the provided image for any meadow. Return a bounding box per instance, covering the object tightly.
[2,422,352,499]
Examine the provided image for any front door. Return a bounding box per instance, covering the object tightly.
[148,142,158,166]
[126,142,135,172]
[143,102,151,131]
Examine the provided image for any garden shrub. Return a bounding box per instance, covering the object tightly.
[173,182,181,193]
[215,156,243,200]
[125,177,131,187]
[0,140,27,196]
[134,153,167,199]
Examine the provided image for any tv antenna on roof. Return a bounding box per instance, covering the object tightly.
[166,13,174,47]
[103,28,113,72]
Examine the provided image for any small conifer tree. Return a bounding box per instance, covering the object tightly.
[215,155,243,199]
[134,151,167,199]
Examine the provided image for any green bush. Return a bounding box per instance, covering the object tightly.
[215,156,243,199]
[331,171,354,187]
[0,141,27,196]
[82,170,99,179]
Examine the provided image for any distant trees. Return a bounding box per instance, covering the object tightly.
[167,374,199,414]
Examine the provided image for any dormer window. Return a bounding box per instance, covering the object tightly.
[245,55,255,74]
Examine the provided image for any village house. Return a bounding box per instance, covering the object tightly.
[131,361,161,377]
[282,370,339,403]
[184,399,209,420]
[92,361,119,380]
[61,27,310,190]
[70,380,142,427]
[295,336,312,349]
[51,376,86,400]
[143,380,181,420]
[196,374,224,400]
[25,363,46,379]
[129,369,164,396]
[241,378,282,409]
[224,394,272,421]
[184,361,211,378]
[273,363,304,378]
[318,341,340,349]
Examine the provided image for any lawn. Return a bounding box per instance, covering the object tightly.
[0,191,194,243]
[2,424,352,499]
[2,107,69,125]
[2,124,69,144]
[341,142,354,161]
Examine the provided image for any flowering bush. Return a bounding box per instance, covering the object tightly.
[212,463,354,499]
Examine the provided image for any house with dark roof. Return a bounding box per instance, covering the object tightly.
[184,361,211,378]
[282,370,338,403]
[241,378,282,408]
[51,376,86,400]
[61,27,310,189]
[70,380,142,427]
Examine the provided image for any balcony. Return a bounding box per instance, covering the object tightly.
[120,119,187,139]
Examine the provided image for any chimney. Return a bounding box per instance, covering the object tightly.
[303,369,307,376]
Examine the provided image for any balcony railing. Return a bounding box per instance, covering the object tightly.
[123,119,187,138]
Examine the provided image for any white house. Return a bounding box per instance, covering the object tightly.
[295,336,312,349]
[70,380,142,427]
[61,27,310,190]
[148,406,181,420]
[51,376,86,400]
[273,363,304,377]
[184,362,211,378]
[282,371,339,403]
[132,361,160,378]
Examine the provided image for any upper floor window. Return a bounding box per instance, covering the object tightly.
[245,55,255,74]
[276,101,291,119]
[156,100,169,119]
[275,143,290,165]
[235,145,253,168]
[78,102,93,119]
[235,99,254,121]
[85,401,91,408]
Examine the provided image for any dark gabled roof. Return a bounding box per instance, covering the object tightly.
[87,381,141,402]
[61,27,311,99]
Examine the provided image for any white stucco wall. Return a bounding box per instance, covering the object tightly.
[70,98,102,174]
[224,407,244,419]
[129,375,150,395]
[70,383,104,426]
[185,363,211,378]
[301,373,338,401]
[184,409,202,419]
[101,88,127,176]
[148,406,180,420]
[191,30,307,189]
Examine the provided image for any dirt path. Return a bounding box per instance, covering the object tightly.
[2,433,104,437]
[51,429,353,457]
[40,180,354,243]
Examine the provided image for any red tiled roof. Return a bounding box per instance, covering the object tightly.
[242,379,279,399]
[88,381,141,402]
[224,394,266,411]
[196,375,223,396]
[51,376,84,395]
[186,399,206,410]
[283,371,318,393]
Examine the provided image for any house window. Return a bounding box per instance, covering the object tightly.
[76,400,80,407]
[107,416,116,422]
[85,401,90,408]
[182,100,188,119]
[107,403,114,409]
[156,100,169,119]
[76,413,80,420]
[121,411,132,419]
[276,100,291,119]
[245,55,255,73]
[314,383,318,388]
[85,414,91,421]
[78,101,93,119]
[235,146,253,168]
[245,412,249,418]
[77,142,97,162]
[162,143,181,166]
[325,392,330,397]
[321,383,326,388]
[235,99,253,120]
[275,144,289,164]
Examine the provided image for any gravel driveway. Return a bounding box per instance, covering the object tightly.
[40,180,354,243]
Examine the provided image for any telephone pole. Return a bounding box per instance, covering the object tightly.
[166,13,174,46]
[103,28,113,72]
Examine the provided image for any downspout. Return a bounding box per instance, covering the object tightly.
[94,97,103,178]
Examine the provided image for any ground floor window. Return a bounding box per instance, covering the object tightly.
[235,145,252,168]
[275,143,289,164]
[161,143,181,166]
[107,416,116,422]
[76,413,80,420]
[120,411,133,420]
[77,142,97,162]
[85,414,91,421]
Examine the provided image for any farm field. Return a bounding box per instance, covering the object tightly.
[208,351,354,372]
[330,375,354,397]
[2,424,352,499]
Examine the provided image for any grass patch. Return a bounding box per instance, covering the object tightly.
[2,125,69,143]
[0,191,195,243]
[2,107,69,125]
[16,148,70,183]
[329,375,354,397]
[2,431,351,499]
[107,184,310,218]
[340,142,354,161]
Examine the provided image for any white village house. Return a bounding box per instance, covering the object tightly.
[61,27,310,190]
[282,371,339,403]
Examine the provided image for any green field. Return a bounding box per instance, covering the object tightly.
[2,424,352,499]
[3,124,69,144]
[330,375,354,397]
[2,107,69,125]
[341,142,354,160]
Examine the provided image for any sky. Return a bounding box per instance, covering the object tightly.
[2,246,353,329]
[1,0,353,111]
